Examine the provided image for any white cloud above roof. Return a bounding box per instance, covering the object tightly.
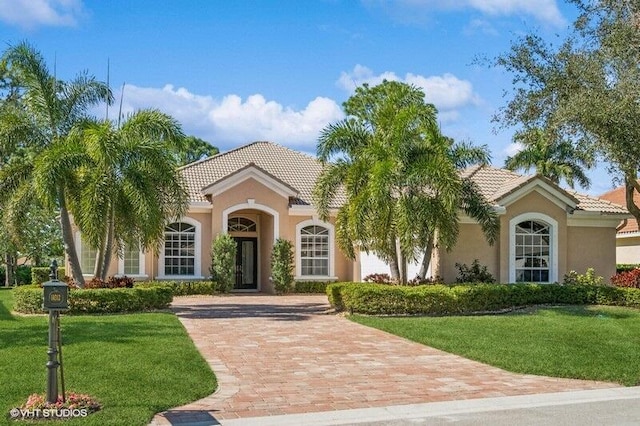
[370,0,566,27]
[337,65,481,121]
[116,84,344,148]
[0,0,85,29]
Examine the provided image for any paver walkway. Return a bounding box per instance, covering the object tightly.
[150,295,618,425]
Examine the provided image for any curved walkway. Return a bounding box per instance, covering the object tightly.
[150,295,618,425]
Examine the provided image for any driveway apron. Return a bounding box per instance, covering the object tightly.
[150,295,618,424]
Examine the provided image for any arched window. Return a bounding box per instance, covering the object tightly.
[510,213,557,283]
[164,222,196,276]
[228,217,257,232]
[300,225,329,276]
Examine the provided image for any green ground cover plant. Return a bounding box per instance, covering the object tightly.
[352,305,640,386]
[0,288,216,425]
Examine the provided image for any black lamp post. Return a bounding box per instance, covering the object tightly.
[42,260,68,403]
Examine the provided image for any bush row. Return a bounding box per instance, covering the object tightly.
[326,282,640,315]
[292,281,331,293]
[134,280,222,296]
[616,264,640,273]
[13,285,173,314]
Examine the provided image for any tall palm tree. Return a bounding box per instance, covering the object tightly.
[505,127,594,189]
[69,110,188,280]
[0,42,112,286]
[313,81,498,283]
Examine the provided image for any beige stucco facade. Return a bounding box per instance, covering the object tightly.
[437,188,622,283]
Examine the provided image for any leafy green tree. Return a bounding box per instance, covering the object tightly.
[70,110,188,280]
[493,0,640,225]
[314,81,498,283]
[0,42,112,286]
[505,127,594,189]
[175,135,219,166]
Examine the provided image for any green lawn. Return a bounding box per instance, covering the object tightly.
[0,288,216,425]
[352,305,640,386]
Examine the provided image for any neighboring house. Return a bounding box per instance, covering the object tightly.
[70,141,629,291]
[599,184,640,264]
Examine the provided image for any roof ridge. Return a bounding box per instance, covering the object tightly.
[178,141,266,171]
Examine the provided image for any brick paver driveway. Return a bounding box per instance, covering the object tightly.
[151,295,618,424]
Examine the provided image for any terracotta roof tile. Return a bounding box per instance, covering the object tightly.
[180,141,345,207]
[599,184,639,232]
[181,143,627,216]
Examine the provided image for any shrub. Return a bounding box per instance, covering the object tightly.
[13,285,173,314]
[563,268,604,286]
[83,276,135,289]
[294,281,331,293]
[271,238,294,294]
[32,266,67,285]
[135,280,221,296]
[455,259,495,283]
[617,264,640,273]
[15,265,31,285]
[326,281,640,315]
[407,275,444,285]
[210,234,236,292]
[611,269,640,288]
[363,273,393,284]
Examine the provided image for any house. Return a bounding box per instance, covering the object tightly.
[70,141,629,290]
[599,184,640,264]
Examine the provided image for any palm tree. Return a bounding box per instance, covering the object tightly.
[69,110,188,280]
[505,127,594,189]
[313,81,498,283]
[0,42,112,286]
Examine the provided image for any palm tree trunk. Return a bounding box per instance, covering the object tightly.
[94,245,104,279]
[417,236,434,279]
[58,186,85,287]
[4,252,14,287]
[395,237,407,284]
[100,210,115,281]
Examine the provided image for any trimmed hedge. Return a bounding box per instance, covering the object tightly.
[326,282,640,315]
[293,281,331,294]
[13,285,172,314]
[31,267,66,285]
[617,264,640,273]
[134,280,222,296]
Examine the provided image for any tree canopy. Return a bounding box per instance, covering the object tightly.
[313,80,498,283]
[494,0,640,224]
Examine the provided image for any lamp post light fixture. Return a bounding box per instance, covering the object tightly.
[42,260,68,404]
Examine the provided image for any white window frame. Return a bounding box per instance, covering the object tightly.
[74,232,97,277]
[117,245,147,278]
[509,213,558,283]
[158,217,203,280]
[295,218,336,280]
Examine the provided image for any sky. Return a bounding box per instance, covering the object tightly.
[0,0,617,195]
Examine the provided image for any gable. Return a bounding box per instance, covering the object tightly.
[201,163,298,199]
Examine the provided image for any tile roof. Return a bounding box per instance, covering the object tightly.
[464,165,628,214]
[180,142,627,216]
[599,184,639,232]
[180,141,346,207]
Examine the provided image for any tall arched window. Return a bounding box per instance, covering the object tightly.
[300,225,329,276]
[510,213,557,283]
[164,222,196,276]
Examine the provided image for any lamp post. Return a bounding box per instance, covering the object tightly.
[42,260,68,404]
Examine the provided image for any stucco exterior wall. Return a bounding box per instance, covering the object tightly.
[498,190,568,283]
[438,223,499,283]
[566,226,617,280]
[615,236,640,265]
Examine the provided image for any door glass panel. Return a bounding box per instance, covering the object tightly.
[242,240,254,285]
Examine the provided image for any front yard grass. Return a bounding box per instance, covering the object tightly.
[351,305,640,386]
[0,287,216,425]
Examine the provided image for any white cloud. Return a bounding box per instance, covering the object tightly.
[464,18,499,36]
[504,141,523,157]
[370,0,566,27]
[0,0,85,29]
[115,84,344,149]
[337,65,480,121]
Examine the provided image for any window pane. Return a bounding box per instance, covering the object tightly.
[300,225,329,276]
[164,222,196,276]
[514,220,551,283]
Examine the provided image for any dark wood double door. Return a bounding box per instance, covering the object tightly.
[233,237,258,290]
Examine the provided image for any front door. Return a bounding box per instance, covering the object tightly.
[233,237,258,290]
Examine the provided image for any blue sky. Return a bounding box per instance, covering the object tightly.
[0,0,614,194]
